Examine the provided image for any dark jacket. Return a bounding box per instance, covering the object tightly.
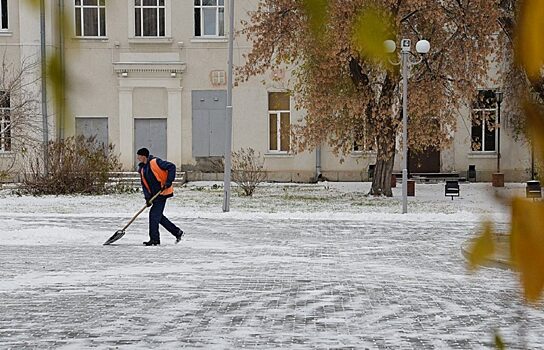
[138,155,176,200]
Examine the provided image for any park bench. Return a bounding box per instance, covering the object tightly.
[526,180,542,199]
[445,180,460,200]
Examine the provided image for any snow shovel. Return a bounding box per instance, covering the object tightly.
[103,190,162,245]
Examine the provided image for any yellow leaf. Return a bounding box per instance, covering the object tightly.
[524,101,544,165]
[46,55,67,123]
[302,0,328,38]
[516,0,544,80]
[25,0,40,9]
[467,221,496,271]
[351,6,395,64]
[510,198,544,303]
[494,331,505,350]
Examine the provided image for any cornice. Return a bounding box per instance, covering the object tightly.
[113,61,186,73]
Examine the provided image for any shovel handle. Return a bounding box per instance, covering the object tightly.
[120,190,162,231]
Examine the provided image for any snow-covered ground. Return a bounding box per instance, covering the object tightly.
[0,180,519,220]
[0,181,541,348]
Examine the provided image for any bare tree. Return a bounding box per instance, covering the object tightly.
[232,147,267,196]
[0,52,42,182]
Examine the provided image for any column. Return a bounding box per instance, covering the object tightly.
[167,87,182,164]
[118,87,133,169]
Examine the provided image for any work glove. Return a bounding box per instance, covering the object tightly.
[161,183,171,191]
[145,199,152,207]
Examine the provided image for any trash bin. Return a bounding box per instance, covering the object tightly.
[368,164,375,181]
[407,179,415,196]
[492,173,504,187]
[468,165,476,182]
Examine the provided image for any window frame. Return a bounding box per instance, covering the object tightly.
[194,0,225,38]
[0,91,11,153]
[74,0,107,38]
[267,92,291,153]
[0,0,8,31]
[352,129,376,154]
[134,0,166,37]
[471,89,497,153]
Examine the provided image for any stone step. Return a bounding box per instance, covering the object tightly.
[392,172,463,184]
[108,171,186,186]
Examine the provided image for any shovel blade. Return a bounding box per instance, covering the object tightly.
[103,229,126,245]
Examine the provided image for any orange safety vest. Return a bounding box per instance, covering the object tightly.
[140,158,174,196]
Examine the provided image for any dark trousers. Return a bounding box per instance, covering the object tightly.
[148,197,180,242]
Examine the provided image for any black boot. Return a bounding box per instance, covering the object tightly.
[143,240,160,246]
[174,229,184,244]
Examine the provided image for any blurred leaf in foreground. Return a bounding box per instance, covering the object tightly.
[516,0,544,80]
[25,0,40,9]
[302,0,328,38]
[494,330,505,350]
[46,55,64,115]
[510,198,544,304]
[467,221,496,271]
[351,6,394,65]
[524,101,544,164]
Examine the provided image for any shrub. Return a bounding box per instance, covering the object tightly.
[22,135,122,195]
[0,170,8,182]
[232,147,266,196]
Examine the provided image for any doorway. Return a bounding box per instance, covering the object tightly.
[408,147,441,173]
[134,118,167,167]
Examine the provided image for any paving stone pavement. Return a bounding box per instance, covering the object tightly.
[0,216,542,349]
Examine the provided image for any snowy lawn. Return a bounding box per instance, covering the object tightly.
[0,180,520,218]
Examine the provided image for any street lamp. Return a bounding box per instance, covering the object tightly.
[223,0,235,212]
[40,0,49,176]
[384,38,430,214]
[491,90,504,187]
[495,91,503,173]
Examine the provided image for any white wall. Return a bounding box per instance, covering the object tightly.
[0,0,533,183]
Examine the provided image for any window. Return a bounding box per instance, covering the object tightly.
[209,70,226,86]
[75,0,106,37]
[0,91,10,152]
[194,0,224,37]
[353,140,375,152]
[471,90,497,152]
[0,0,8,30]
[268,92,290,153]
[352,124,375,152]
[135,0,165,37]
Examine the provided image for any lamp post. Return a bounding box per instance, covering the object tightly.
[492,90,504,187]
[40,0,49,176]
[531,140,535,180]
[223,0,235,212]
[384,38,430,214]
[495,91,503,173]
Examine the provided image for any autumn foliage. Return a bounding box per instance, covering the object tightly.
[238,0,501,196]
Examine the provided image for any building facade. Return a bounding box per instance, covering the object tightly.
[0,0,533,183]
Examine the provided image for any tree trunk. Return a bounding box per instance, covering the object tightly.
[370,151,395,197]
[369,129,396,197]
[367,69,398,197]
